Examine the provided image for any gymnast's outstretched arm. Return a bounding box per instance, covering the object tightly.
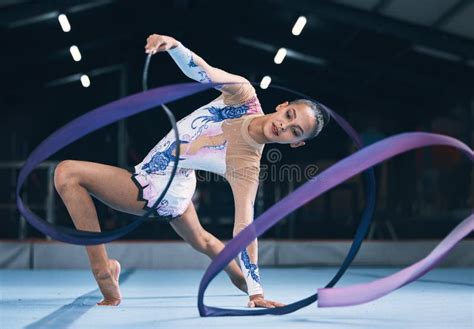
[227,168,285,308]
[145,33,251,97]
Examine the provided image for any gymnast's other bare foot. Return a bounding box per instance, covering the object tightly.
[95,259,121,306]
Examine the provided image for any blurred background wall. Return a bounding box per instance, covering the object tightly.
[1,0,473,247]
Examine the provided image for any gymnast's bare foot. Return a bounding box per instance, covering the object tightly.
[95,259,121,306]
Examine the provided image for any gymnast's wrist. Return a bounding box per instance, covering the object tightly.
[248,286,264,296]
[249,293,264,301]
[166,39,182,52]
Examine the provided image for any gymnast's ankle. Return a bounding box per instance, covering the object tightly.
[91,262,112,279]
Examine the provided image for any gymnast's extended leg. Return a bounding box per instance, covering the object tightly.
[170,203,248,293]
[54,160,148,306]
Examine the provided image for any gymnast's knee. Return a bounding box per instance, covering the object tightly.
[54,160,81,194]
[190,231,215,254]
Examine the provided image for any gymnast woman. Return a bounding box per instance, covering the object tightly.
[53,33,328,307]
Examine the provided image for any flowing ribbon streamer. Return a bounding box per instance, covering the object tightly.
[197,86,380,317]
[16,81,218,245]
[198,132,473,316]
[318,213,474,307]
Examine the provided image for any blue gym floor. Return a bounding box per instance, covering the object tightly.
[1,267,472,329]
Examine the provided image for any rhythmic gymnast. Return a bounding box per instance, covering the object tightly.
[53,33,328,307]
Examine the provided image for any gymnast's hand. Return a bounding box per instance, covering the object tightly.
[145,34,179,54]
[248,294,285,308]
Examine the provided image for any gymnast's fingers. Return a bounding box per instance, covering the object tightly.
[145,42,159,54]
[258,299,285,308]
[268,300,285,307]
[145,34,161,54]
[145,34,155,53]
[248,298,283,308]
[154,41,169,53]
[256,300,275,308]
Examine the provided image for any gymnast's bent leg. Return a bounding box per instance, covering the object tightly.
[170,203,247,293]
[54,160,148,306]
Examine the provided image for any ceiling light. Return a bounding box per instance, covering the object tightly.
[274,48,287,64]
[80,74,90,88]
[260,76,271,89]
[58,14,71,32]
[292,16,307,36]
[69,45,82,62]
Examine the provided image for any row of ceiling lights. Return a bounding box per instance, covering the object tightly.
[58,14,90,88]
[259,16,307,89]
[57,14,307,90]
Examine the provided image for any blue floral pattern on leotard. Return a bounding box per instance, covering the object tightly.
[206,140,227,151]
[187,55,210,82]
[191,104,249,128]
[141,140,188,174]
[197,71,211,83]
[188,55,198,68]
[241,249,261,284]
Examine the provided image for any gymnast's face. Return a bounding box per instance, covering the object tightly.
[262,101,317,148]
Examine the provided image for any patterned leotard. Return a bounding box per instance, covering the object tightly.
[133,86,264,219]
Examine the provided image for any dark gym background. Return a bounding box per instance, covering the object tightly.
[1,0,473,242]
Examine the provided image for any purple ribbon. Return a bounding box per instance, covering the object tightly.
[318,213,474,307]
[16,83,218,245]
[198,132,473,315]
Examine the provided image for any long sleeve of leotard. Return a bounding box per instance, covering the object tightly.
[227,165,264,296]
[167,42,255,104]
